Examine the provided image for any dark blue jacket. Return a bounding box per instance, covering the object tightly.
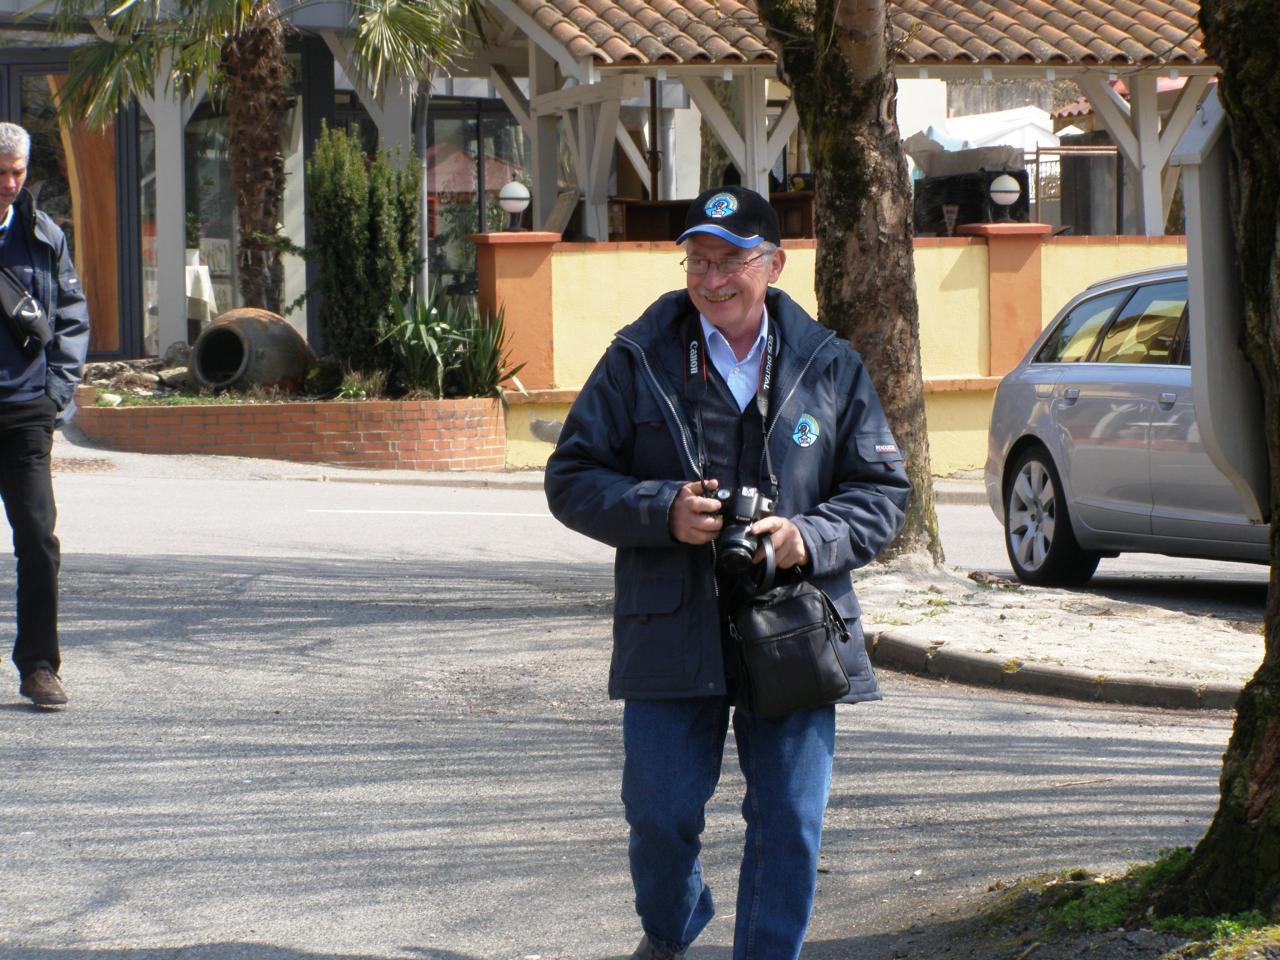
[545,287,910,703]
[8,190,90,422]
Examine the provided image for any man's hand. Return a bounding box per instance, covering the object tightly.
[670,479,723,545]
[750,516,809,570]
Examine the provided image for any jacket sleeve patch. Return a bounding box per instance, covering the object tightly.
[856,432,903,463]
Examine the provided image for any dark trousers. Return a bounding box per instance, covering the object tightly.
[0,396,59,676]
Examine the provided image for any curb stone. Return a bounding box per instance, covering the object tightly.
[865,631,1244,711]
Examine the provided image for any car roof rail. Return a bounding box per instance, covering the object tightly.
[1085,263,1187,290]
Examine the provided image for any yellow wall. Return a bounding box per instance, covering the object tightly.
[552,246,677,388]
[1040,238,1187,329]
[925,390,997,476]
[506,401,573,469]
[506,237,1188,474]
[914,243,989,378]
[550,243,823,388]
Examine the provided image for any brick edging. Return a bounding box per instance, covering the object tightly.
[72,386,506,471]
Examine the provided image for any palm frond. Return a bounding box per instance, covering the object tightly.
[350,0,471,98]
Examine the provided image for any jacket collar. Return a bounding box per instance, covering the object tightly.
[618,287,837,390]
[13,189,52,248]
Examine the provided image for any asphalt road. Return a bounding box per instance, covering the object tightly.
[0,471,1246,959]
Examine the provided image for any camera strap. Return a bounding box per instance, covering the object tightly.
[682,312,779,500]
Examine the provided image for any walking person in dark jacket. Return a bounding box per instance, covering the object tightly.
[0,122,90,707]
[545,185,910,959]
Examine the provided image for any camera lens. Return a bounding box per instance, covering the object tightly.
[716,524,758,580]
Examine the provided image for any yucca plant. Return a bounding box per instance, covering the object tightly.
[448,300,525,399]
[385,288,525,399]
[383,289,466,397]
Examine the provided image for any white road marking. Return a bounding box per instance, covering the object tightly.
[308,509,551,518]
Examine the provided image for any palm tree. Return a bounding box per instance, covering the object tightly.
[46,0,473,313]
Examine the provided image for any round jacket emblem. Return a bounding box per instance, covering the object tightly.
[793,414,820,447]
[704,192,738,218]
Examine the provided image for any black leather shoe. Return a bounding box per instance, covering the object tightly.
[631,935,686,960]
[19,667,67,706]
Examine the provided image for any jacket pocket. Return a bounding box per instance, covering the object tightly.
[629,391,683,479]
[612,574,693,679]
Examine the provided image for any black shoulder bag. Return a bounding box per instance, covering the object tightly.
[0,265,52,357]
[727,539,852,720]
[684,315,851,720]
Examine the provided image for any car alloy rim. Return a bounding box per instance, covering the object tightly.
[1008,460,1056,572]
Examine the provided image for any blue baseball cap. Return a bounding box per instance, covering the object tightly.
[675,185,781,248]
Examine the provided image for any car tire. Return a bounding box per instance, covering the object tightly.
[1004,447,1101,586]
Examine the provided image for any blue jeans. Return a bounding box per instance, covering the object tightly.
[622,697,836,959]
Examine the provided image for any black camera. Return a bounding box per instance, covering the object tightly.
[715,485,774,583]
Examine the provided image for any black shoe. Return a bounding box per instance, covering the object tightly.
[631,935,686,960]
[19,667,67,706]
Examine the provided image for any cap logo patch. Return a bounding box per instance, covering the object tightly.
[793,414,820,448]
[704,192,738,218]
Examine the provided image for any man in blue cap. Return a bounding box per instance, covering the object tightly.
[545,185,909,959]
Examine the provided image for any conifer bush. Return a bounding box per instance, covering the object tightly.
[306,123,420,375]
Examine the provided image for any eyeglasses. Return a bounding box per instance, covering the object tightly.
[680,254,766,276]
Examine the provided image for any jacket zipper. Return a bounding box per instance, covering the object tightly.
[617,333,702,480]
[617,332,720,598]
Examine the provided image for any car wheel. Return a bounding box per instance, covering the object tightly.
[1004,447,1101,586]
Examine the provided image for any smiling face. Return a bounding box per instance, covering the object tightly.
[685,234,785,353]
[0,154,27,219]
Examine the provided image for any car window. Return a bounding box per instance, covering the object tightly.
[1094,280,1188,364]
[1034,290,1128,363]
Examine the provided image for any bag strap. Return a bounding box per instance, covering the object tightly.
[0,264,28,315]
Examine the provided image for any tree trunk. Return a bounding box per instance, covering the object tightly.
[221,3,290,314]
[1156,0,1280,918]
[756,0,942,562]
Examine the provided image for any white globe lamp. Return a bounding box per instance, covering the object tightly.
[498,180,531,231]
[988,173,1022,222]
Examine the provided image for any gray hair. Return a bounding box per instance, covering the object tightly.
[0,123,31,161]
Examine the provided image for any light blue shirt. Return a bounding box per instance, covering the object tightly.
[699,310,769,413]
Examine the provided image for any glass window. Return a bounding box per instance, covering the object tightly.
[1034,289,1128,363]
[1094,280,1188,365]
[426,103,529,295]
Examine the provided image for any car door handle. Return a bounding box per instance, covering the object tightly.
[1061,386,1080,404]
[1158,392,1177,409]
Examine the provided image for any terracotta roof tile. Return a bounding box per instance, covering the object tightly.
[508,0,775,66]
[889,0,1208,66]
[507,0,1209,70]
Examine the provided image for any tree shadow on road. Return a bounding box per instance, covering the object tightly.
[0,554,1236,959]
[0,948,482,960]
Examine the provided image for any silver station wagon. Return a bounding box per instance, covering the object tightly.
[984,264,1269,586]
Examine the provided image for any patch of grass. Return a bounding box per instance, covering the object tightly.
[1168,925,1280,958]
[112,391,268,407]
[1000,658,1022,673]
[978,859,1276,960]
[335,369,387,400]
[1153,911,1268,941]
[1051,848,1268,943]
